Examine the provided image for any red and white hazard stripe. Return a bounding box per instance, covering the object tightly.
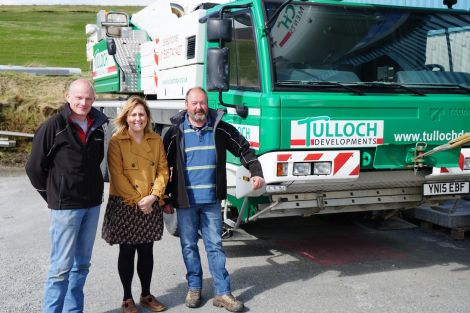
[92,65,117,78]
[260,150,360,183]
[276,151,359,177]
[432,148,470,175]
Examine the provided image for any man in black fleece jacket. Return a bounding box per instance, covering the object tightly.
[163,87,264,312]
[26,79,107,313]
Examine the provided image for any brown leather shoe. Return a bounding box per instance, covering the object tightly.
[122,299,139,313]
[185,289,202,308]
[213,294,244,312]
[140,294,167,312]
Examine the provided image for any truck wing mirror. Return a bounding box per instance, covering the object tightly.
[103,12,129,37]
[206,47,230,91]
[206,48,248,118]
[443,0,457,8]
[207,18,232,43]
[107,38,116,56]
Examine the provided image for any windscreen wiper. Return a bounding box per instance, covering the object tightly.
[456,84,470,93]
[277,80,364,95]
[413,83,470,94]
[360,82,425,96]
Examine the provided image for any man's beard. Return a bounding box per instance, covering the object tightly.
[189,111,207,123]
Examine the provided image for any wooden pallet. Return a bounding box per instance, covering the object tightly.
[420,220,470,240]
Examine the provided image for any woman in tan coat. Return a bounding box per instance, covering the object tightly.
[102,96,169,313]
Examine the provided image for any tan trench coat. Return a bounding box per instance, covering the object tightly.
[107,130,169,206]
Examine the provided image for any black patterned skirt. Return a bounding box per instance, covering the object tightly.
[102,195,164,245]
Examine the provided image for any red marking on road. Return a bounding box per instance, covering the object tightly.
[334,152,353,174]
[278,235,404,266]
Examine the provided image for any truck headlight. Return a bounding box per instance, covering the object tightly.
[313,162,332,175]
[464,157,470,170]
[293,162,311,176]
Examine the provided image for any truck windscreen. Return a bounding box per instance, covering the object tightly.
[266,3,470,89]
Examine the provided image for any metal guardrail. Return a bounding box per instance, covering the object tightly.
[0,131,34,149]
[0,139,15,148]
[0,65,81,76]
[0,131,34,138]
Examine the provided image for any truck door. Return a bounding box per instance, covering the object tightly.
[220,9,262,154]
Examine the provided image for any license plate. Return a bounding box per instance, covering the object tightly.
[423,182,469,196]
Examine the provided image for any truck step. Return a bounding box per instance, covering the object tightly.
[221,227,258,241]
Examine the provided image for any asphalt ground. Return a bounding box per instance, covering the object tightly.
[2,168,470,313]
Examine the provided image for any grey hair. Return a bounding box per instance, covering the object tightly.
[185,87,208,103]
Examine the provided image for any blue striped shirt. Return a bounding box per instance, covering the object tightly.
[183,115,216,204]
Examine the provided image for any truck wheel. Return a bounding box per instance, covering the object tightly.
[101,162,109,182]
[101,120,112,182]
[163,211,179,237]
[161,125,170,138]
[153,123,170,138]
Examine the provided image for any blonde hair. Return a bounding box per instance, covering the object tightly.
[114,96,153,134]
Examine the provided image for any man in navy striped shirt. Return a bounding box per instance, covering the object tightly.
[163,87,264,312]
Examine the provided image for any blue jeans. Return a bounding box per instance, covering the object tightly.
[177,203,231,296]
[43,206,100,313]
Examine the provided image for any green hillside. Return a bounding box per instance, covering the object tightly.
[0,5,145,166]
[0,5,142,71]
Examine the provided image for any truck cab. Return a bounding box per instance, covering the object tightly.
[87,0,470,224]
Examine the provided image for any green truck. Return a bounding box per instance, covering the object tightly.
[86,0,470,230]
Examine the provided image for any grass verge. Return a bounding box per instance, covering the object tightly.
[0,72,86,166]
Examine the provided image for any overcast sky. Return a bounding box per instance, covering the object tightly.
[0,0,154,4]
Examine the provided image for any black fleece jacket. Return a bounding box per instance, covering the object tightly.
[163,108,263,208]
[25,103,108,209]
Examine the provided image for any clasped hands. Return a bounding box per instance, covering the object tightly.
[138,195,175,215]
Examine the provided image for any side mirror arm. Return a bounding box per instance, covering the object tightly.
[218,91,248,118]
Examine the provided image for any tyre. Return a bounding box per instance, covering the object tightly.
[163,211,179,237]
[101,163,109,182]
[101,121,112,182]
